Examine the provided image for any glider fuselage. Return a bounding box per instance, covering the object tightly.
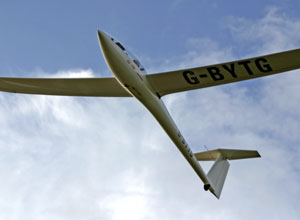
[98,30,211,186]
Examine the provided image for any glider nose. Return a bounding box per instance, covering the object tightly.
[98,30,114,59]
[97,30,121,75]
[98,30,109,46]
[98,30,114,49]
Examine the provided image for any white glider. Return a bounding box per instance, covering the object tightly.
[1,30,300,198]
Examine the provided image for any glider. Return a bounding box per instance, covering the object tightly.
[1,30,300,198]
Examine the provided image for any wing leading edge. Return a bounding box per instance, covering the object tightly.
[0,77,131,97]
[146,49,300,96]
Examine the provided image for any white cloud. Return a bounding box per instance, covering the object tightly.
[227,6,300,54]
[0,7,300,220]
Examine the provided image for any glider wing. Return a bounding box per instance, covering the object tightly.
[0,77,131,97]
[147,49,300,96]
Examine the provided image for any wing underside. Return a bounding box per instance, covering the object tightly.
[146,49,300,96]
[0,77,131,97]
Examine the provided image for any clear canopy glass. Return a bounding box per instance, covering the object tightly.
[110,37,146,72]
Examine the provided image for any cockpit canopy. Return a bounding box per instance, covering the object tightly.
[111,37,146,72]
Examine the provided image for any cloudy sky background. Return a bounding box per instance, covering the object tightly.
[0,1,300,219]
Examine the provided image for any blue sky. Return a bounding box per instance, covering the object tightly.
[1,0,299,74]
[0,1,300,220]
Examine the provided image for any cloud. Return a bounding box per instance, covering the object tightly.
[0,7,300,220]
[227,6,300,54]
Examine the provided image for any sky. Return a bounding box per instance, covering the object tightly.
[0,1,300,219]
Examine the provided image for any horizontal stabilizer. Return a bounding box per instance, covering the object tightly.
[194,148,261,161]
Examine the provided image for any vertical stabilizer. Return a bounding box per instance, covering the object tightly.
[206,155,230,199]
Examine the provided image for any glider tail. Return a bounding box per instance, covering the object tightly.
[194,149,260,199]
